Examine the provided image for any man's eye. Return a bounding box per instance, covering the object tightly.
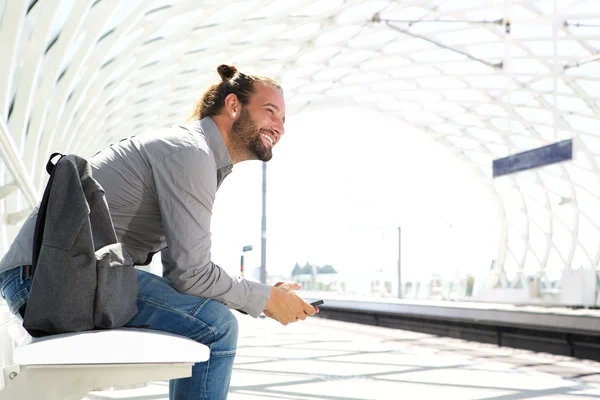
[267,108,274,115]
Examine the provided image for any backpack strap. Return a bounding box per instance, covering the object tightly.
[31,153,65,278]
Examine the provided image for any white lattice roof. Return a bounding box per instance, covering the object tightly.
[0,0,599,285]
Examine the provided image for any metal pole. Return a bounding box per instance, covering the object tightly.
[398,226,402,298]
[240,254,244,277]
[260,162,267,284]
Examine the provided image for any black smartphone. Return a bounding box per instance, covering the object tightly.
[310,300,324,307]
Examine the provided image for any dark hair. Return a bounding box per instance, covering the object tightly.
[189,64,282,121]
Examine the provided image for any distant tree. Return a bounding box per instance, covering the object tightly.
[291,262,302,276]
[291,262,337,276]
[301,262,313,275]
[318,264,337,274]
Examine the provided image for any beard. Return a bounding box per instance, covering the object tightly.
[231,107,273,162]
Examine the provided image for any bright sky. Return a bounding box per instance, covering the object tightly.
[210,107,501,285]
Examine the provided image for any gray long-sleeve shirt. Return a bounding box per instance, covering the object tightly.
[0,117,271,317]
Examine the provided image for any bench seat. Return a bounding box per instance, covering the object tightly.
[0,328,209,400]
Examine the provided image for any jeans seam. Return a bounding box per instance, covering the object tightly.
[189,296,209,316]
[136,295,218,340]
[201,343,212,399]
[211,350,236,357]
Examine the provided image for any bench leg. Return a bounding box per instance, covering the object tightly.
[0,363,193,400]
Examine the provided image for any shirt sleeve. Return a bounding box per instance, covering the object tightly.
[153,147,271,318]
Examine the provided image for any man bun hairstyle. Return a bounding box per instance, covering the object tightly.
[190,64,282,121]
[217,64,237,81]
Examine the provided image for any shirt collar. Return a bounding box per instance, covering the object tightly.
[197,117,232,170]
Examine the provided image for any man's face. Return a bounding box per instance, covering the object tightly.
[231,84,286,162]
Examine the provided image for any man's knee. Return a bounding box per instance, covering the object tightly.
[215,305,239,348]
[196,300,238,350]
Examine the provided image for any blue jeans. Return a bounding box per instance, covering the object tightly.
[0,267,238,400]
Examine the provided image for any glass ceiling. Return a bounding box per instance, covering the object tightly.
[0,0,598,288]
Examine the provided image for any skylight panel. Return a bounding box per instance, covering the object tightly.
[574,79,600,97]
[262,45,302,61]
[297,81,333,95]
[444,89,489,102]
[316,25,363,46]
[297,46,342,63]
[566,165,600,196]
[278,22,321,40]
[578,134,600,153]
[353,92,396,104]
[361,55,411,70]
[337,0,390,24]
[382,37,436,54]
[330,49,376,66]
[396,90,443,101]
[246,0,304,19]
[232,46,270,63]
[291,0,345,17]
[509,58,551,74]
[543,94,593,115]
[242,24,289,43]
[504,91,540,107]
[370,79,417,91]
[437,61,499,76]
[204,1,260,24]
[474,103,508,117]
[101,0,144,36]
[469,128,506,144]
[377,101,421,112]
[411,48,471,63]
[510,23,554,39]
[313,66,355,81]
[349,29,398,48]
[485,143,510,156]
[417,76,466,89]
[326,85,365,97]
[403,110,444,124]
[383,6,431,21]
[453,114,486,127]
[509,135,545,151]
[187,28,241,52]
[342,71,388,85]
[283,64,322,79]
[564,1,600,16]
[522,40,590,58]
[563,114,600,135]
[388,65,440,78]
[441,28,500,45]
[445,136,480,150]
[423,102,466,114]
[514,106,554,124]
[530,78,574,94]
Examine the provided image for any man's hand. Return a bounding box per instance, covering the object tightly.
[263,281,316,325]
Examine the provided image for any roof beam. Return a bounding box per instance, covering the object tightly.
[0,116,38,206]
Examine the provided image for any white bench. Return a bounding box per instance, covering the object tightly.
[0,321,209,400]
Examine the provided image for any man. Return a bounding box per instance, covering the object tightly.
[0,64,317,399]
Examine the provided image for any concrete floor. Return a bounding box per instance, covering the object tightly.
[85,314,600,400]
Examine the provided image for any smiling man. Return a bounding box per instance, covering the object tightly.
[0,65,316,400]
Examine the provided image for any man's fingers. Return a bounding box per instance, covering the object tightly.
[302,301,316,316]
[287,282,301,290]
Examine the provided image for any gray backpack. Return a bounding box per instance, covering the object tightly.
[23,153,138,338]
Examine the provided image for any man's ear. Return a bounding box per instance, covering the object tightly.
[224,93,239,118]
